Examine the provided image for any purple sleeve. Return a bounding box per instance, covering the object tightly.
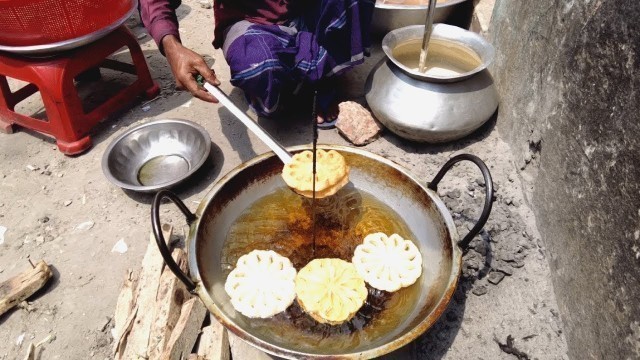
[139,0,181,54]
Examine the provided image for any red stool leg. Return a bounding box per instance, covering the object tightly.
[36,65,92,155]
[55,136,92,155]
[0,76,15,133]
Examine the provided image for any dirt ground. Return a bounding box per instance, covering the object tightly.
[0,1,568,359]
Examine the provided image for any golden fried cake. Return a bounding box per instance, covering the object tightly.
[295,258,368,325]
[224,250,297,318]
[352,233,422,292]
[282,149,349,198]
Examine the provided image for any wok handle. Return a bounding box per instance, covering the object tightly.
[152,189,197,293]
[428,154,494,250]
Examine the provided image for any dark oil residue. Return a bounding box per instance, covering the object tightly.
[221,186,421,351]
[276,287,392,338]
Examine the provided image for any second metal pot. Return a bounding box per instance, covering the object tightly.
[365,24,499,143]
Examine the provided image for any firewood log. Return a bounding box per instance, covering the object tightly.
[196,315,230,360]
[160,297,207,360]
[114,225,172,360]
[147,248,189,359]
[0,260,52,317]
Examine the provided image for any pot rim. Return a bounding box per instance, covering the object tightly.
[375,0,467,10]
[382,23,495,83]
[188,145,463,359]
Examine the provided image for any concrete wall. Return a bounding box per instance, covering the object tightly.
[489,0,640,358]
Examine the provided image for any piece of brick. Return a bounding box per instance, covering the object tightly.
[336,101,383,146]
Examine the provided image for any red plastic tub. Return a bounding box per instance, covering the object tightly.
[0,0,136,47]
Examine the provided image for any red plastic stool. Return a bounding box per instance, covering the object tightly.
[0,26,160,155]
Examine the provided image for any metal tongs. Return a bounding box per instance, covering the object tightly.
[418,0,438,73]
[201,80,294,164]
[203,79,319,255]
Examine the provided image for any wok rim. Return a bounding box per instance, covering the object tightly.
[187,144,463,359]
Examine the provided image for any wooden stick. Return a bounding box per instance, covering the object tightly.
[0,260,52,317]
[116,226,172,360]
[196,315,230,360]
[23,334,55,360]
[113,306,138,357]
[23,343,36,360]
[147,248,189,359]
[160,297,207,360]
[112,269,138,354]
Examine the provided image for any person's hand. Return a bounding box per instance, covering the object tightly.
[162,35,220,102]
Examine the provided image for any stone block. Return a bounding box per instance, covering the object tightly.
[336,101,383,146]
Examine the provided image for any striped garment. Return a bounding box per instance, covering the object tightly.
[222,0,374,117]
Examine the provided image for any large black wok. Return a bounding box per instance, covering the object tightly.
[151,145,493,359]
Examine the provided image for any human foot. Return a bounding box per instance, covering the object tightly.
[317,101,339,126]
[316,90,340,129]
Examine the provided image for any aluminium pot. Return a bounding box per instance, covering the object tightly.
[151,145,493,359]
[365,24,499,143]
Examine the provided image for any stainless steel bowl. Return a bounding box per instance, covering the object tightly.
[102,119,211,192]
[371,0,468,35]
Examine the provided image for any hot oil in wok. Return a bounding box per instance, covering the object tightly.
[222,186,422,352]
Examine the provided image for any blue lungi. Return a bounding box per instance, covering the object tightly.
[221,0,374,117]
